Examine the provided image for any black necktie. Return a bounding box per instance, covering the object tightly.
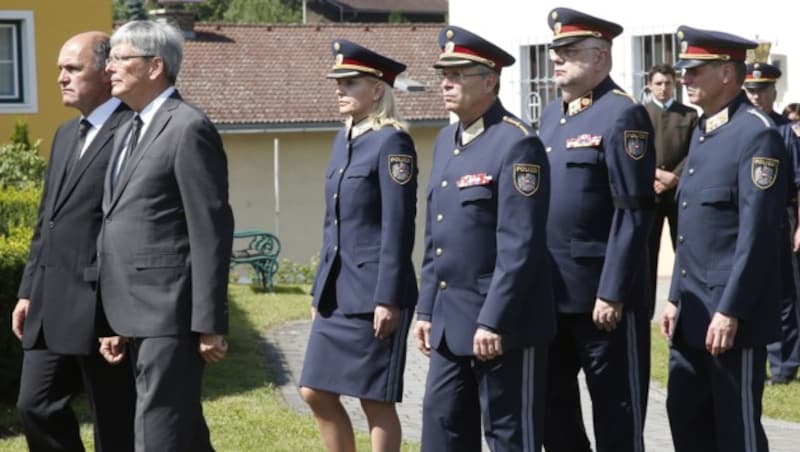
[65,118,91,178]
[113,115,142,190]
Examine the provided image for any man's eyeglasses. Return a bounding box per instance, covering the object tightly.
[105,54,155,65]
[437,68,491,83]
[548,46,603,60]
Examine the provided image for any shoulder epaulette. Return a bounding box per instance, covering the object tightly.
[502,116,529,136]
[792,122,800,138]
[746,108,772,128]
[612,89,638,104]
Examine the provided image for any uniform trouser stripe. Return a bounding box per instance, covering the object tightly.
[741,348,756,452]
[521,347,536,451]
[625,312,644,452]
[386,308,411,399]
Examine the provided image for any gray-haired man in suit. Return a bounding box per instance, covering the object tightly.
[98,20,234,452]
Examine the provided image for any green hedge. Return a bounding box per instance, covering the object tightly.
[0,188,40,236]
[0,226,32,403]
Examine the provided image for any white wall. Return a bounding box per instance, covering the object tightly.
[450,0,799,117]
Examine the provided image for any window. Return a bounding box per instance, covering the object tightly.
[632,33,682,103]
[520,43,557,128]
[0,11,36,113]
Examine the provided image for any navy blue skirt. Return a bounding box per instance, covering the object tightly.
[299,307,412,402]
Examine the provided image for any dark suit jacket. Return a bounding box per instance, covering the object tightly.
[17,103,131,355]
[98,91,234,338]
[645,100,698,177]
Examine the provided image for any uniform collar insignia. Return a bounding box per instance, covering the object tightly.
[460,117,485,145]
[704,108,729,134]
[349,117,373,140]
[565,92,593,117]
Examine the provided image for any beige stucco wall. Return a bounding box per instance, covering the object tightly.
[222,126,441,267]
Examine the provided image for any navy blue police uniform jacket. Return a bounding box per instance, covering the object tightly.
[417,101,555,356]
[770,112,800,194]
[311,123,418,314]
[668,92,786,348]
[539,76,656,313]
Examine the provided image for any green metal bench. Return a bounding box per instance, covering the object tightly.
[230,229,281,291]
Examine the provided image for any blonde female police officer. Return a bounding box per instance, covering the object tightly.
[299,40,417,452]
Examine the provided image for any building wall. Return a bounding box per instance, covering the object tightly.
[449,0,800,120]
[0,0,112,152]
[223,126,441,267]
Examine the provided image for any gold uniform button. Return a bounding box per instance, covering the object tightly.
[435,248,443,256]
[453,149,461,156]
[441,180,448,188]
[439,281,447,289]
[436,214,444,222]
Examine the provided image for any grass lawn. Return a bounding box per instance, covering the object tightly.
[649,324,800,422]
[2,290,799,450]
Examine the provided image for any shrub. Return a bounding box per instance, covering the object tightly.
[0,188,41,236]
[0,121,46,190]
[0,226,32,402]
[275,254,319,285]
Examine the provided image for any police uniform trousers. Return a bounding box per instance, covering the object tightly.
[17,330,135,452]
[647,188,679,318]
[543,311,649,452]
[667,333,768,452]
[300,291,412,402]
[767,205,800,381]
[421,339,548,452]
[126,335,213,452]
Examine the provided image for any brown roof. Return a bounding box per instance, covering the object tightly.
[330,0,447,14]
[176,23,449,128]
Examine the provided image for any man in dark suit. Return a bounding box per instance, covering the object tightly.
[97,20,233,452]
[11,31,135,452]
[414,25,554,451]
[661,26,785,452]
[644,64,698,316]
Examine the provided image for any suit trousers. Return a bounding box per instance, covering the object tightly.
[17,338,135,452]
[421,339,547,452]
[543,311,649,452]
[667,336,768,452]
[127,335,212,452]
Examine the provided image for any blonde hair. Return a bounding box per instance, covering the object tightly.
[345,78,409,132]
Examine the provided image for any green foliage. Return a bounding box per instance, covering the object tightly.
[0,189,40,236]
[0,121,46,191]
[185,0,232,22]
[275,254,319,285]
[9,121,30,149]
[223,0,302,24]
[387,11,409,24]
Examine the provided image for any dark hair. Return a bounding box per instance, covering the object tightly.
[783,103,800,119]
[731,61,747,85]
[647,64,676,82]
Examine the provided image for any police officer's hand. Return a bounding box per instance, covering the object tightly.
[99,336,127,365]
[660,302,678,339]
[413,321,432,357]
[374,304,400,339]
[705,312,738,356]
[473,327,503,361]
[11,298,30,341]
[592,298,623,331]
[655,169,679,193]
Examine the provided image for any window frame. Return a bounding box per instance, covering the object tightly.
[0,11,37,113]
